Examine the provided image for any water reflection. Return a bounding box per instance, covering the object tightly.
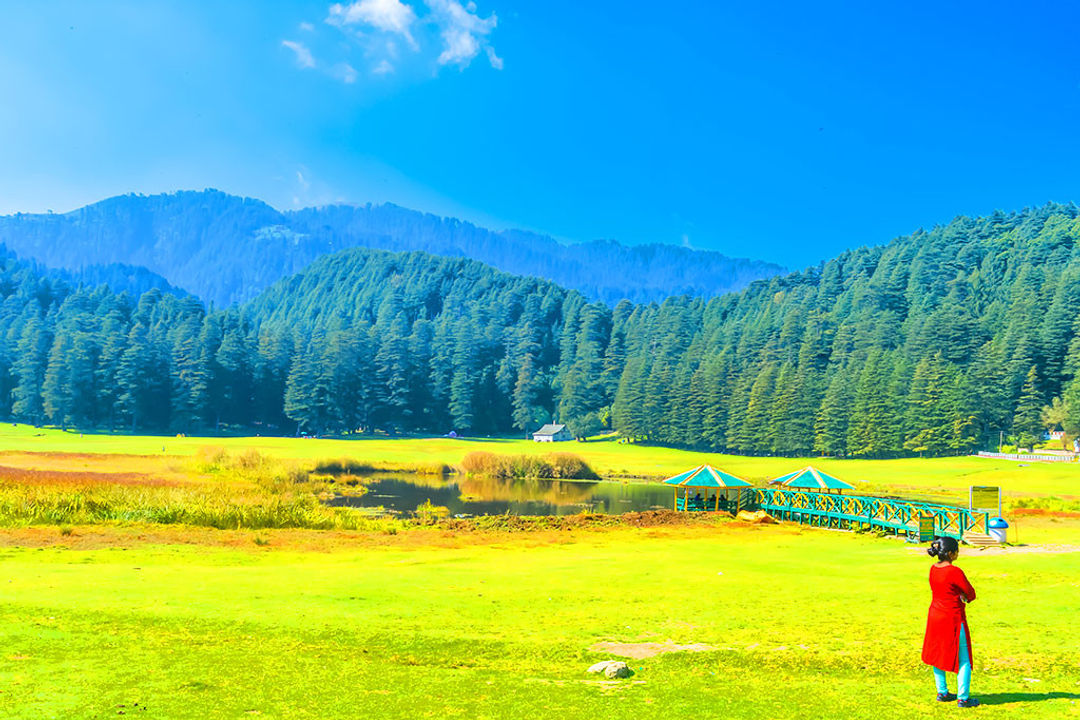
[326,474,674,517]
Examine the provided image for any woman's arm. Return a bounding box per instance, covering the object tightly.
[954,567,976,603]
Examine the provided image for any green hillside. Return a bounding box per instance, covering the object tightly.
[1,204,1079,457]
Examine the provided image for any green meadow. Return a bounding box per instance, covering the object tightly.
[1,426,1077,718]
[2,424,1078,503]
[1,525,1077,720]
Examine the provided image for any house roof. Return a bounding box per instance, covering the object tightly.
[533,423,568,436]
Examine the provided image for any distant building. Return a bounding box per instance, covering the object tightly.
[1044,430,1065,441]
[532,423,573,442]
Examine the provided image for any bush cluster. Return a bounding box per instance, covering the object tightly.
[460,451,599,480]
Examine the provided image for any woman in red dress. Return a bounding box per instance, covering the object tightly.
[922,536,979,708]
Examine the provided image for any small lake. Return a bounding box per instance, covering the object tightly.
[326,474,676,517]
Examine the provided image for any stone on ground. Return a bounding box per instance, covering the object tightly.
[587,660,631,678]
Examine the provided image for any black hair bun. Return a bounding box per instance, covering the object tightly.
[927,538,941,557]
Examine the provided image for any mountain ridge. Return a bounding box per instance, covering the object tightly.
[0,189,786,308]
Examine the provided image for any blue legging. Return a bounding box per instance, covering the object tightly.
[933,623,971,700]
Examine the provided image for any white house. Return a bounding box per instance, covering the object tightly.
[532,423,573,442]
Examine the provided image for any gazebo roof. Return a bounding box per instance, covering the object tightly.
[770,466,854,491]
[662,465,752,489]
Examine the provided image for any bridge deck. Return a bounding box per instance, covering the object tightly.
[674,487,989,542]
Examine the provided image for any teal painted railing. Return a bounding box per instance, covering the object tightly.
[670,487,989,540]
[750,488,989,540]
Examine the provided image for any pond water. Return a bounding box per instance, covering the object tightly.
[326,474,677,517]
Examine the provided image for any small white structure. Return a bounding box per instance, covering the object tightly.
[532,423,573,442]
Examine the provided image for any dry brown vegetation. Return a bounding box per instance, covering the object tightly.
[461,450,599,479]
[0,509,778,552]
[0,464,181,488]
[0,448,379,530]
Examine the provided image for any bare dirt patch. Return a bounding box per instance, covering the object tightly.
[589,640,717,659]
[0,464,182,488]
[0,451,174,473]
[1011,508,1080,519]
[970,544,1080,555]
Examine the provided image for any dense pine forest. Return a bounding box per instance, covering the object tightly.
[2,203,1079,457]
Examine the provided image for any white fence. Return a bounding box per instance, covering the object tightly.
[976,451,1078,463]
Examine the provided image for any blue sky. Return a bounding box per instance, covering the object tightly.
[1,1,1079,267]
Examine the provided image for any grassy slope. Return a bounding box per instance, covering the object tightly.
[2,425,1077,502]
[1,524,1077,720]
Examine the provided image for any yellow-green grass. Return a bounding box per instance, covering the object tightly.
[0,448,378,531]
[2,425,1078,502]
[1004,512,1080,545]
[1,524,1076,720]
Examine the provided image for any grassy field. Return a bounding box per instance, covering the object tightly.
[1,523,1077,720]
[2,425,1078,504]
[0,426,1076,718]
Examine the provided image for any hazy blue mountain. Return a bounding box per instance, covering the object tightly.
[0,190,784,308]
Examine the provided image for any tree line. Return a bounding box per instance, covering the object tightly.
[2,203,1079,456]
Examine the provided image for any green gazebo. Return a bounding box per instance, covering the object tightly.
[663,464,752,512]
[769,466,854,494]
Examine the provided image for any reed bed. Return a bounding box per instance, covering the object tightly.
[0,449,379,530]
[460,451,599,480]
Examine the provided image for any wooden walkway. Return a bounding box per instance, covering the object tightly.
[750,488,990,541]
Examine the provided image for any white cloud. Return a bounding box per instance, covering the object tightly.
[299,0,503,80]
[328,0,418,48]
[336,63,359,83]
[425,0,501,69]
[281,40,316,69]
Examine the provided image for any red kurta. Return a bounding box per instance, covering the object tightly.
[921,563,975,673]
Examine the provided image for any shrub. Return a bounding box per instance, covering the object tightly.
[460,451,598,480]
[415,499,451,522]
[313,458,377,476]
[193,446,230,473]
[548,453,599,480]
[415,462,452,476]
[461,451,499,475]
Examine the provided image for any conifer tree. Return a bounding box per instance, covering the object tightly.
[813,370,853,456]
[1012,365,1044,448]
[903,355,951,454]
[11,315,51,424]
[115,323,152,432]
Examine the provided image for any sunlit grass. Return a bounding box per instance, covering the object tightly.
[1,424,1076,501]
[0,448,376,530]
[0,525,1076,719]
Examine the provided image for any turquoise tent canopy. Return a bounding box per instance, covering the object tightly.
[770,466,854,492]
[663,465,752,488]
[664,465,751,512]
